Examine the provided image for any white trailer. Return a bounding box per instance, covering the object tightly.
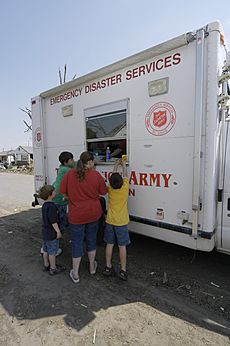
[31,21,230,254]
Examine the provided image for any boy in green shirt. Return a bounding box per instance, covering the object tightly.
[53,151,75,231]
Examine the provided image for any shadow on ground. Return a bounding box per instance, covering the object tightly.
[0,208,230,338]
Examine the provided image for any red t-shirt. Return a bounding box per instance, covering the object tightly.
[59,168,107,224]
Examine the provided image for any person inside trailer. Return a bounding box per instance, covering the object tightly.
[110,140,126,159]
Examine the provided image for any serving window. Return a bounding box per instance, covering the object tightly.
[85,99,128,164]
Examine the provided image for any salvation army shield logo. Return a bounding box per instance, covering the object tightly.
[153,110,167,127]
[34,127,42,147]
[145,102,176,136]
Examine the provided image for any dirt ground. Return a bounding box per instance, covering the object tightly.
[0,173,230,345]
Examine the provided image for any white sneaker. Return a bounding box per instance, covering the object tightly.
[55,248,63,256]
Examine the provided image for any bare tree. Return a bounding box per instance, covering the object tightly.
[21,65,76,132]
[20,107,32,132]
[58,64,76,84]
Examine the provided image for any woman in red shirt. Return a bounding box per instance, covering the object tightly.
[59,151,107,283]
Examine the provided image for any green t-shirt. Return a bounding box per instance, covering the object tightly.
[52,163,74,205]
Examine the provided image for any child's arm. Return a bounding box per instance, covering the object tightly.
[113,158,122,173]
[59,171,68,195]
[62,193,68,201]
[121,159,127,178]
[52,223,62,239]
[53,166,70,194]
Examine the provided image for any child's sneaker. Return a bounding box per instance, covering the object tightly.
[103,266,116,277]
[49,265,66,276]
[119,269,128,281]
[42,265,50,272]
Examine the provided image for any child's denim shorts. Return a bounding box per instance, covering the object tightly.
[69,220,99,258]
[42,239,59,255]
[104,223,131,246]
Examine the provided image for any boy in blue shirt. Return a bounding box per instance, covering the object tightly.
[38,185,66,275]
[40,151,75,256]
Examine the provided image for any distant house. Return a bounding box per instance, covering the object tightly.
[7,146,33,166]
[0,150,9,163]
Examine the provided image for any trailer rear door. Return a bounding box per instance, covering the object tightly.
[221,123,230,252]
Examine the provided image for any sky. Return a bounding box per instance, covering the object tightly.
[1,0,230,151]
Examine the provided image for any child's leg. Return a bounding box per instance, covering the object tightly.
[43,251,49,267]
[115,225,130,273]
[106,244,114,268]
[104,224,115,268]
[46,239,59,269]
[49,254,56,270]
[44,240,66,275]
[118,245,127,271]
[42,242,49,267]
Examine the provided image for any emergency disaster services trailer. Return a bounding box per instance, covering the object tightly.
[32,21,230,254]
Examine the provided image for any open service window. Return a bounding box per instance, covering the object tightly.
[85,99,128,164]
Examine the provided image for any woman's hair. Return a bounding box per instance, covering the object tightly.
[75,151,94,181]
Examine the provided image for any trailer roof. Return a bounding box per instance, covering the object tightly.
[40,21,222,98]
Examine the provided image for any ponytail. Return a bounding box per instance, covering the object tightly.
[75,151,94,181]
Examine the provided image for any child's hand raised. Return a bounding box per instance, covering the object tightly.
[114,158,121,166]
[113,158,122,172]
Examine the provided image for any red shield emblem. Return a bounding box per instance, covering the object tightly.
[145,102,176,136]
[36,132,41,142]
[153,111,167,128]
